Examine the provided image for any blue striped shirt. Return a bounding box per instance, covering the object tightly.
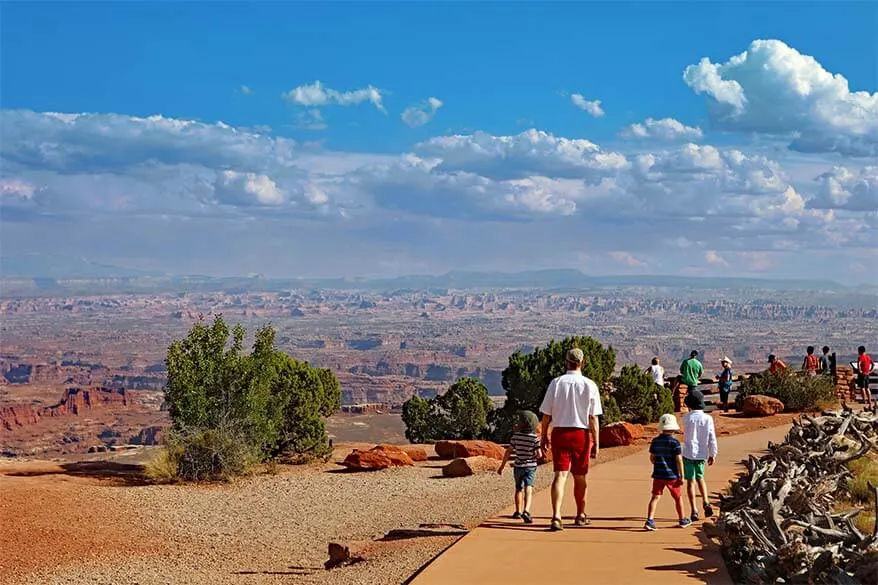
[650,434,681,480]
[510,432,540,468]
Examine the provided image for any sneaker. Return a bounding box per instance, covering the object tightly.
[690,511,700,522]
[644,519,657,531]
[511,511,521,519]
[679,518,693,528]
[704,503,714,518]
[521,511,533,524]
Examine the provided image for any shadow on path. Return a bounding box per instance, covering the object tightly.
[3,461,150,486]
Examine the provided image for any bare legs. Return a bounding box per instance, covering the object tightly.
[550,470,568,520]
[647,493,684,522]
[523,486,534,514]
[573,474,588,517]
[686,477,710,517]
[514,488,523,514]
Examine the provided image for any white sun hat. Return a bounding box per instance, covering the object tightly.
[657,413,680,432]
[721,356,733,365]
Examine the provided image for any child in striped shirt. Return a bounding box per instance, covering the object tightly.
[498,410,542,524]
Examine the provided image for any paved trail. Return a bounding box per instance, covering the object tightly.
[411,424,791,585]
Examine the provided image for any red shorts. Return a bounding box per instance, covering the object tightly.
[551,427,591,475]
[652,479,683,499]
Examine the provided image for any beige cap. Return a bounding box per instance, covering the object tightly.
[567,348,584,363]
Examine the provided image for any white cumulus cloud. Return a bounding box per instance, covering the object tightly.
[282,81,386,113]
[683,39,878,156]
[608,251,644,267]
[215,171,285,206]
[809,166,878,212]
[401,97,444,128]
[620,117,703,141]
[571,94,605,117]
[704,250,729,267]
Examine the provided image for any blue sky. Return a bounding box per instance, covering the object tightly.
[1,1,876,282]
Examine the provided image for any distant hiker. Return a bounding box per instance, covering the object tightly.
[819,346,832,376]
[498,410,541,524]
[716,357,734,411]
[539,347,602,531]
[856,346,873,409]
[768,354,787,374]
[680,351,703,392]
[646,357,665,387]
[802,346,819,375]
[644,413,691,531]
[682,390,717,522]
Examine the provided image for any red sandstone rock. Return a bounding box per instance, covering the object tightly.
[441,456,500,477]
[130,425,165,446]
[342,448,414,470]
[370,444,428,462]
[600,422,645,447]
[434,440,505,460]
[742,395,785,417]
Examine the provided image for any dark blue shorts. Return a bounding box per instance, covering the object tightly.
[513,466,536,490]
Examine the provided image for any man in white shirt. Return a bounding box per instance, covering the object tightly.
[646,357,665,387]
[539,348,603,531]
[681,390,718,521]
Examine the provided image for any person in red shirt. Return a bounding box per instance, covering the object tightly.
[802,346,819,375]
[856,346,873,409]
[768,354,787,374]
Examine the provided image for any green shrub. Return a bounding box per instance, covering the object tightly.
[601,389,623,425]
[734,370,834,412]
[402,377,494,443]
[611,365,674,424]
[162,315,340,480]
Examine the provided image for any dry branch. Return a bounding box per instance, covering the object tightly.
[718,409,878,584]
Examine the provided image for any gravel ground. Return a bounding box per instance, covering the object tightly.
[10,456,556,585]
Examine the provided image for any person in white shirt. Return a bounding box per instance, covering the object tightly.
[681,390,717,521]
[646,357,665,387]
[538,348,603,531]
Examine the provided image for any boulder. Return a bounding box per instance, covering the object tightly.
[742,395,785,417]
[371,444,428,462]
[342,448,414,471]
[599,422,645,447]
[434,440,505,460]
[442,456,500,477]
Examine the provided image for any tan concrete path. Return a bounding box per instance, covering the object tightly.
[411,424,791,585]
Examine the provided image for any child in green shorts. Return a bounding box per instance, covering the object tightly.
[682,390,717,521]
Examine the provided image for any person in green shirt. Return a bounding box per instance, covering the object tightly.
[680,351,704,390]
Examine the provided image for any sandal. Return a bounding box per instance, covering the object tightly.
[704,503,714,518]
[574,514,591,526]
[550,517,563,531]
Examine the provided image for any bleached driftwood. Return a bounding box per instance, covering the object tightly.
[718,409,878,584]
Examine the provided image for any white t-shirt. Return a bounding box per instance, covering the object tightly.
[648,364,665,386]
[539,370,603,429]
[682,409,718,461]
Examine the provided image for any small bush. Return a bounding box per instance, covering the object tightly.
[734,370,834,412]
[154,425,258,482]
[402,378,494,443]
[601,390,623,425]
[611,364,674,424]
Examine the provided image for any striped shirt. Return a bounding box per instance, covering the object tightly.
[510,432,540,468]
[649,434,682,480]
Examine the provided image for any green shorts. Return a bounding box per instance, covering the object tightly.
[683,458,706,480]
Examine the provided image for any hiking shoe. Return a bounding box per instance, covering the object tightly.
[644,519,657,531]
[574,515,590,526]
[521,511,533,524]
[691,511,700,522]
[511,511,521,519]
[704,503,714,518]
[679,518,693,528]
[550,518,563,531]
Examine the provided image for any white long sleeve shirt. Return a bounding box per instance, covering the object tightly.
[682,410,718,461]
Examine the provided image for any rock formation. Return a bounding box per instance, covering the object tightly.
[434,440,505,460]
